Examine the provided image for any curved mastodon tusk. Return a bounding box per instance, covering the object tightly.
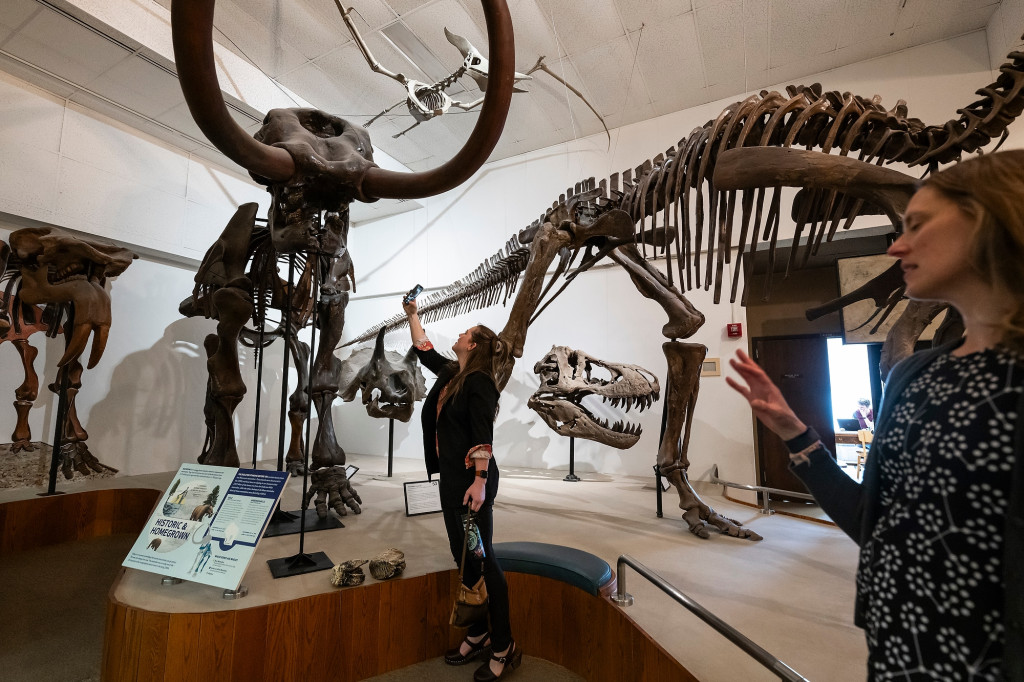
[172,0,515,200]
[171,0,295,182]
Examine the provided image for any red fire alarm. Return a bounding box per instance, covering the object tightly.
[726,323,743,338]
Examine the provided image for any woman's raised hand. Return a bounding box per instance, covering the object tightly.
[726,350,808,441]
[402,298,418,316]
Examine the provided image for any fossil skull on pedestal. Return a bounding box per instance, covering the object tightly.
[339,329,427,422]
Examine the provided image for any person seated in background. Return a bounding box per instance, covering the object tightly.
[853,398,873,430]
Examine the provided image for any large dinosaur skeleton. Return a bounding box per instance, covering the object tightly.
[170,0,515,516]
[350,39,1024,539]
[0,228,135,477]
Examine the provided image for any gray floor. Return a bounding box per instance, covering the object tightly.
[0,534,136,682]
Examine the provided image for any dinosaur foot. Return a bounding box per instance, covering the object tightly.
[682,506,762,541]
[302,466,362,519]
[286,459,306,477]
[59,442,118,480]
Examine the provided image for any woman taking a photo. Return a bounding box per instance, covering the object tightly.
[403,298,521,681]
[728,150,1023,680]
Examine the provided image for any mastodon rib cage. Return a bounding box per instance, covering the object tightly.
[345,237,529,346]
[533,43,1024,306]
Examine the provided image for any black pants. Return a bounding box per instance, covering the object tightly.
[443,504,512,651]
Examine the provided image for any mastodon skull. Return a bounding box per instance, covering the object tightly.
[251,108,374,256]
[338,329,427,422]
[8,227,135,368]
[528,345,660,449]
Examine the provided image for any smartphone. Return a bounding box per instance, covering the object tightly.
[402,284,423,304]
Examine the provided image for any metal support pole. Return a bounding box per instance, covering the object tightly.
[387,418,394,477]
[563,436,580,482]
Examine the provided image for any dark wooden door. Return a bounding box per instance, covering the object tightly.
[752,336,835,496]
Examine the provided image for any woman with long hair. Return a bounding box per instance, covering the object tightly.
[403,298,520,681]
[728,150,1024,680]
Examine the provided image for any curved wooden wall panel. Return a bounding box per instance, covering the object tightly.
[102,570,694,681]
[0,488,160,553]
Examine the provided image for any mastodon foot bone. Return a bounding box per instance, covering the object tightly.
[286,459,307,477]
[58,442,117,480]
[302,466,362,519]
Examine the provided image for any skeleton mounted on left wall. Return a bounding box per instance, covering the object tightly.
[0,227,135,478]
[169,0,515,516]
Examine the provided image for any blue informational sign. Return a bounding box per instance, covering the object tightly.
[122,463,289,591]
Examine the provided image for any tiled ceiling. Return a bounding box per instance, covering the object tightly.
[0,0,1007,216]
[184,0,1004,171]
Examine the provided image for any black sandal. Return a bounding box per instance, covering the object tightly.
[473,640,522,681]
[445,634,491,666]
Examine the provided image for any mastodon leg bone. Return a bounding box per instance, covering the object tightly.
[310,289,349,471]
[203,282,253,467]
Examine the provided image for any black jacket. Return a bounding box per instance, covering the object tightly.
[786,342,1023,680]
[415,346,500,509]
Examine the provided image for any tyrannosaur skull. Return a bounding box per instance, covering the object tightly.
[339,329,427,422]
[529,345,660,449]
[8,228,135,368]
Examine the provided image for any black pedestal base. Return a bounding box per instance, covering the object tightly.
[563,473,581,482]
[267,551,334,579]
[263,509,344,538]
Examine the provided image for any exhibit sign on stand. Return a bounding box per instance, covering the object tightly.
[123,463,289,591]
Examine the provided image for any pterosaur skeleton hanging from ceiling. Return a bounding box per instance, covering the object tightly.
[335,2,609,143]
[170,0,514,517]
[351,37,1024,540]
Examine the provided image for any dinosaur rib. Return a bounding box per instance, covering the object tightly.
[351,39,1024,339]
[582,42,1024,304]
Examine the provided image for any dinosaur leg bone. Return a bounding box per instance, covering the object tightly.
[607,243,705,340]
[659,342,762,541]
[10,339,39,452]
[608,244,759,539]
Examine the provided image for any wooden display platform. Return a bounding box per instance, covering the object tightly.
[0,487,160,553]
[1,486,693,681]
[102,569,694,682]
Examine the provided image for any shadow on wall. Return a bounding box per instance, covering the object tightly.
[84,317,219,475]
[495,370,551,468]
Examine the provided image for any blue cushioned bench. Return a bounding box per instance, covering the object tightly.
[493,541,616,597]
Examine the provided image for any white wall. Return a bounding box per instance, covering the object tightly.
[1,29,1021,487]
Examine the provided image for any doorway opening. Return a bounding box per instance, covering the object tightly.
[825,337,879,479]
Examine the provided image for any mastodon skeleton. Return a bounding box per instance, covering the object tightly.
[169,0,515,517]
[350,39,1024,539]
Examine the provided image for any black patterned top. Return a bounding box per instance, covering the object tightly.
[857,348,1022,680]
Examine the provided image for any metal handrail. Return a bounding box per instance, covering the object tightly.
[613,555,808,682]
[711,465,814,515]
